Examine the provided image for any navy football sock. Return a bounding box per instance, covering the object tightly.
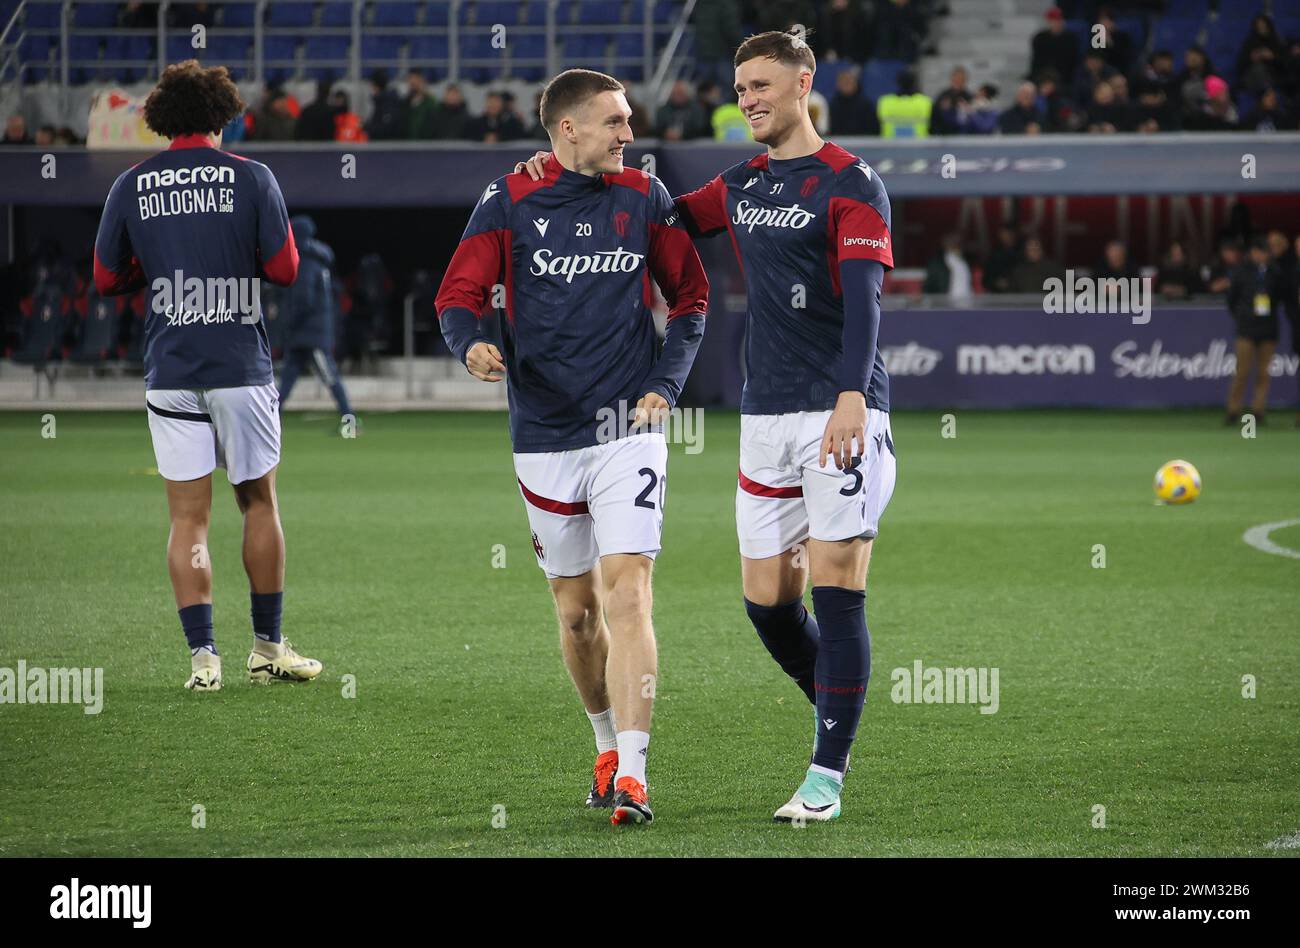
[179,603,216,654]
[810,586,871,777]
[745,596,820,705]
[251,592,283,644]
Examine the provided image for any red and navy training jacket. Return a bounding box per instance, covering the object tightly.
[675,141,893,414]
[93,133,299,391]
[436,156,709,453]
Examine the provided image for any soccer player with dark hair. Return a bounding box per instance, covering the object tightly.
[518,30,895,822]
[94,60,322,691]
[438,68,709,826]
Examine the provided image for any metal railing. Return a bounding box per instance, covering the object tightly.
[1,0,693,94]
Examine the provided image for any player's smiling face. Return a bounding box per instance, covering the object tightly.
[735,56,808,145]
[572,90,634,175]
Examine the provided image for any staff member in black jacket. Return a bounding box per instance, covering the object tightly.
[1225,237,1285,425]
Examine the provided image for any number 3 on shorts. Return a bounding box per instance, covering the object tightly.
[839,457,864,496]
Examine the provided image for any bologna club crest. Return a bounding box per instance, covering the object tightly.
[800,176,819,198]
[614,210,630,237]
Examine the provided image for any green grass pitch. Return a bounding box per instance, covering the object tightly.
[0,409,1297,857]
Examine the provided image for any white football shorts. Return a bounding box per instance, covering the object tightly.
[146,383,281,484]
[514,431,668,579]
[736,407,896,560]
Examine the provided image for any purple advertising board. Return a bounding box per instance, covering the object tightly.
[874,306,1298,410]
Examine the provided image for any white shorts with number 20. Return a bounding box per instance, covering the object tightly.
[514,431,668,580]
[736,408,896,560]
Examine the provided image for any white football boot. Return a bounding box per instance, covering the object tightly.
[247,639,322,684]
[185,648,222,692]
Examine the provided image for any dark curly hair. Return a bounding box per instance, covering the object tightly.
[143,60,245,138]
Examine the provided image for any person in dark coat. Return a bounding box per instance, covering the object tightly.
[278,215,355,424]
[1224,237,1285,424]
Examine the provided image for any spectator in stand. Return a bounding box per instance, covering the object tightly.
[169,1,214,29]
[1281,39,1300,102]
[1134,52,1181,132]
[1084,79,1133,133]
[525,90,547,140]
[117,2,159,29]
[405,71,438,139]
[1155,241,1202,299]
[999,81,1044,134]
[696,79,723,120]
[3,114,31,144]
[54,127,79,145]
[365,70,407,141]
[1008,237,1059,293]
[1096,240,1137,281]
[872,0,925,62]
[1035,70,1075,132]
[435,84,471,140]
[250,88,297,141]
[693,0,743,89]
[967,83,1001,134]
[296,79,339,141]
[1094,7,1134,76]
[1236,14,1285,96]
[656,79,708,140]
[624,90,652,139]
[1136,50,1179,102]
[1176,46,1214,118]
[1267,230,1298,364]
[465,91,525,143]
[1030,7,1077,90]
[829,67,879,135]
[1241,87,1297,131]
[877,69,931,138]
[817,0,870,63]
[1224,237,1285,425]
[1204,238,1242,294]
[1074,49,1118,109]
[33,125,55,146]
[922,233,973,302]
[331,92,366,142]
[932,66,974,134]
[1186,75,1238,132]
[983,224,1022,293]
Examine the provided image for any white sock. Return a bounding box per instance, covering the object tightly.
[614,730,650,786]
[586,708,618,754]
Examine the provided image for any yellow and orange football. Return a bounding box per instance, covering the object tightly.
[1154,459,1202,505]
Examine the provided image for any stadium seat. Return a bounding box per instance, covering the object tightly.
[263,35,300,77]
[373,2,419,27]
[1150,17,1203,56]
[220,3,259,27]
[68,35,102,64]
[267,3,316,27]
[360,36,404,65]
[12,287,70,381]
[409,35,450,63]
[426,1,452,26]
[305,35,350,63]
[577,1,618,25]
[862,59,908,102]
[320,3,354,26]
[208,36,252,76]
[166,35,203,64]
[510,33,547,80]
[69,292,121,365]
[72,5,123,28]
[522,2,548,26]
[22,4,63,28]
[477,1,521,27]
[614,34,646,80]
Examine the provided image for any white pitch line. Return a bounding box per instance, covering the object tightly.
[1265,831,1300,850]
[1242,519,1300,561]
